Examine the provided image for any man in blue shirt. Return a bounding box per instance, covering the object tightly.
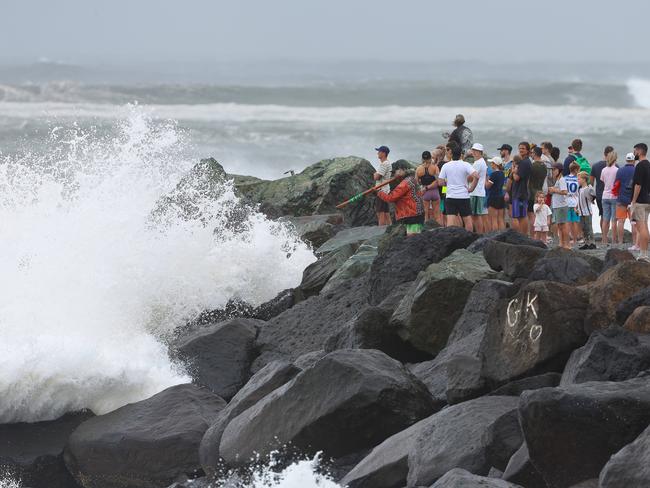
[511,142,533,235]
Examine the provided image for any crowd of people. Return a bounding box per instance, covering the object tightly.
[371,114,650,262]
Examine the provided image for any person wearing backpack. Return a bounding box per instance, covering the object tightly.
[563,139,590,176]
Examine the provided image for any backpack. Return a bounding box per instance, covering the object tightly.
[574,155,591,175]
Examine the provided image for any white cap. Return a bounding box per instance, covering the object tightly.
[488,156,504,167]
[471,143,484,152]
[626,152,635,161]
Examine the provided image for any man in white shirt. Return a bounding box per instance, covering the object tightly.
[373,145,392,226]
[469,143,488,234]
[438,141,479,231]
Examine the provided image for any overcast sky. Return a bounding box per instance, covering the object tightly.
[2,0,648,64]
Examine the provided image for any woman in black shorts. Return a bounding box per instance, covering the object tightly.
[486,156,506,231]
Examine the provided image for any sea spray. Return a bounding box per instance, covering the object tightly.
[0,106,315,423]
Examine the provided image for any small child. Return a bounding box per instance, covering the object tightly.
[577,171,597,249]
[533,191,552,243]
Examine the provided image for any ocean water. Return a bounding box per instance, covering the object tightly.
[1,77,650,180]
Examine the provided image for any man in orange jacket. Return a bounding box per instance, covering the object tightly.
[376,168,425,235]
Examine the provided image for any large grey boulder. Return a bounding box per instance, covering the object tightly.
[583,261,650,332]
[527,254,598,285]
[368,227,478,305]
[501,442,546,488]
[560,326,650,385]
[298,243,357,297]
[599,424,650,487]
[316,225,386,254]
[286,213,343,248]
[481,281,588,385]
[64,384,226,488]
[390,249,497,356]
[176,318,261,400]
[483,241,547,280]
[0,411,93,488]
[615,285,650,325]
[519,375,650,488]
[341,396,522,488]
[430,468,524,487]
[199,360,300,475]
[467,228,547,253]
[252,275,370,372]
[321,234,382,294]
[219,349,434,467]
[234,156,377,226]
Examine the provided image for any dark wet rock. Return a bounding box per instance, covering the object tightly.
[599,424,650,488]
[483,241,547,280]
[316,225,386,254]
[199,360,300,475]
[298,243,357,297]
[445,354,488,404]
[341,396,522,488]
[519,375,650,488]
[251,288,303,321]
[321,234,382,294]
[64,384,226,488]
[186,298,254,330]
[584,261,650,333]
[325,282,430,363]
[409,279,512,407]
[252,275,369,372]
[544,247,603,274]
[489,372,561,397]
[286,213,343,248]
[501,442,546,488]
[219,349,435,467]
[615,285,650,325]
[602,247,635,272]
[368,227,478,305]
[234,156,378,226]
[176,318,261,400]
[430,468,524,487]
[467,228,547,253]
[0,411,93,488]
[481,281,588,385]
[560,326,650,385]
[527,255,598,285]
[292,350,328,370]
[390,249,496,356]
[624,305,650,333]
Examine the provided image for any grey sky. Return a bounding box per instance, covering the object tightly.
[1,0,648,64]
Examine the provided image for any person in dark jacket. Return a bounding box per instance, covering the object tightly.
[443,114,473,156]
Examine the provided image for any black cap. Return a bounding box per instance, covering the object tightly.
[497,144,513,152]
[422,151,432,160]
[375,145,390,154]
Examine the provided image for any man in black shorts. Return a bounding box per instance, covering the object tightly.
[437,141,479,231]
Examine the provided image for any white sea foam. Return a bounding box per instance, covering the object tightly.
[2,100,650,135]
[626,78,650,109]
[0,478,20,488]
[0,106,315,423]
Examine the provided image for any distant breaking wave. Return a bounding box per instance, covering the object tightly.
[626,78,650,108]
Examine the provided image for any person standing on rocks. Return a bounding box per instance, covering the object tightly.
[549,162,570,249]
[577,171,597,249]
[469,143,488,234]
[615,153,637,248]
[486,157,506,231]
[437,141,479,231]
[375,167,425,236]
[528,147,550,237]
[511,142,532,235]
[416,150,441,224]
[533,191,552,243]
[563,139,587,176]
[444,114,474,156]
[373,145,393,226]
[599,150,619,247]
[630,143,650,261]
[591,145,615,235]
[566,162,582,245]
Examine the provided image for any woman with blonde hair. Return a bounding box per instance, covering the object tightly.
[600,150,619,246]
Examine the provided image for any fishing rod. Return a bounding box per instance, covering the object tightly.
[336,176,401,209]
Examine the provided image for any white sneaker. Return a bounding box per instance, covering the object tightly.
[629,245,640,252]
[637,255,650,263]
